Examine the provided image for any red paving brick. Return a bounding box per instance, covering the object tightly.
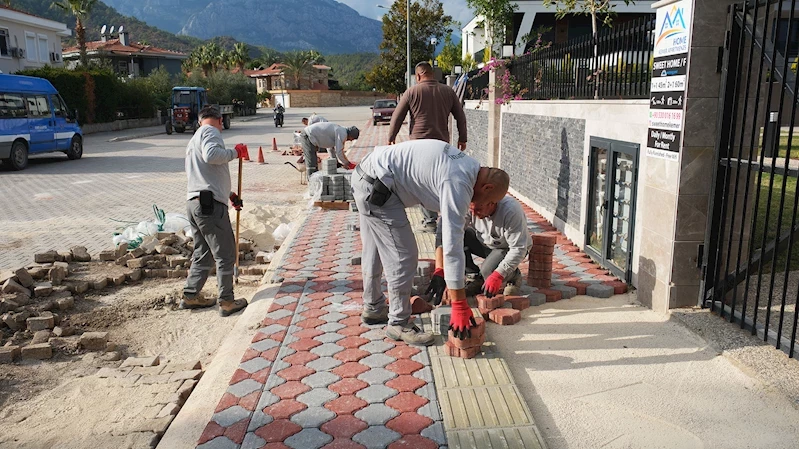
[385,392,429,412]
[264,399,307,420]
[337,336,370,349]
[272,381,311,400]
[386,412,434,435]
[385,359,424,376]
[254,420,303,443]
[332,362,371,378]
[334,348,370,363]
[283,351,320,366]
[277,365,316,381]
[329,378,369,395]
[385,375,427,393]
[320,415,369,439]
[324,395,369,415]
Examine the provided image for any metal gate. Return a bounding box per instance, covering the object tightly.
[701,0,799,357]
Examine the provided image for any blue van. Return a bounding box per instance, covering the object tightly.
[0,74,83,171]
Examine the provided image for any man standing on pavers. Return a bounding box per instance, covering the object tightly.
[388,61,468,234]
[435,195,532,298]
[353,139,509,344]
[300,122,359,175]
[180,105,249,317]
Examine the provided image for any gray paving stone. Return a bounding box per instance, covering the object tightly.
[356,385,398,403]
[357,368,398,385]
[265,309,293,320]
[314,333,345,344]
[256,391,279,410]
[275,295,299,305]
[352,425,401,448]
[306,356,343,372]
[415,383,437,401]
[354,404,400,426]
[329,286,353,294]
[290,407,337,431]
[320,311,348,323]
[552,285,577,299]
[421,421,447,445]
[212,405,250,427]
[418,399,443,421]
[257,324,287,335]
[302,371,341,388]
[247,410,273,431]
[296,388,339,407]
[412,350,431,366]
[318,323,346,333]
[240,356,272,374]
[227,379,262,398]
[580,278,604,284]
[284,429,334,449]
[529,292,547,306]
[360,353,395,368]
[271,360,291,373]
[558,258,579,266]
[551,278,569,286]
[361,329,386,341]
[360,340,395,354]
[241,432,267,449]
[326,295,350,304]
[265,374,287,390]
[413,366,433,383]
[586,283,615,298]
[197,436,239,449]
[564,265,588,273]
[280,284,304,293]
[311,343,344,357]
[250,338,280,352]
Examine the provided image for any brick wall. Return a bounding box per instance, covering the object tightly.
[500,112,586,229]
[464,108,489,167]
[283,90,390,107]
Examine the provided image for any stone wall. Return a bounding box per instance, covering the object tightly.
[81,117,162,135]
[462,105,490,167]
[283,90,392,108]
[500,112,586,230]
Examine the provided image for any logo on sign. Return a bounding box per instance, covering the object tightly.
[656,5,687,47]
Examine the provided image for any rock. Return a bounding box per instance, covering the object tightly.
[238,239,252,252]
[34,282,53,298]
[167,256,189,268]
[140,236,159,254]
[52,326,74,337]
[27,315,55,331]
[56,296,74,311]
[0,298,19,314]
[66,280,90,294]
[79,332,109,351]
[99,250,116,261]
[0,271,14,285]
[70,246,91,262]
[49,265,67,286]
[90,278,107,290]
[1,313,21,331]
[14,268,34,288]
[115,243,128,258]
[2,278,30,296]
[102,351,122,361]
[168,269,188,278]
[127,256,153,269]
[159,235,178,246]
[116,253,134,266]
[125,269,142,282]
[21,343,52,360]
[31,330,51,344]
[0,345,20,363]
[108,274,125,286]
[155,245,179,255]
[34,251,58,264]
[27,267,48,280]
[121,356,159,367]
[255,251,270,264]
[57,251,73,263]
[129,247,146,258]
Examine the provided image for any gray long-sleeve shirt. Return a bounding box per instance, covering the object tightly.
[308,114,328,125]
[471,196,532,277]
[305,122,349,165]
[366,139,480,290]
[186,125,237,204]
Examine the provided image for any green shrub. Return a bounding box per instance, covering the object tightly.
[182,71,257,110]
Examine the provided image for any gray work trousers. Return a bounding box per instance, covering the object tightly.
[464,227,521,284]
[422,208,438,226]
[300,131,319,176]
[352,164,417,326]
[183,198,236,301]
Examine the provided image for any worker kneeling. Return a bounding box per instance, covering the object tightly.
[352,139,509,344]
[436,196,532,298]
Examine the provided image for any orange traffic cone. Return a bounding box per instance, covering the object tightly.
[272,137,278,152]
[243,145,251,161]
[257,146,265,164]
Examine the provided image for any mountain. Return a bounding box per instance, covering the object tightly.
[102,0,383,54]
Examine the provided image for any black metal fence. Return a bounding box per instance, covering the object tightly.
[465,17,655,101]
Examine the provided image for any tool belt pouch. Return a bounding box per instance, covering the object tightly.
[367,179,392,207]
[199,191,215,215]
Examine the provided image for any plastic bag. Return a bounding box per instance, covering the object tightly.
[305,171,324,202]
[272,223,292,244]
[135,221,159,236]
[162,213,191,233]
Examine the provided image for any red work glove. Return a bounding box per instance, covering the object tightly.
[229,192,243,211]
[449,299,476,340]
[347,162,357,170]
[425,268,446,306]
[482,271,504,298]
[234,143,248,159]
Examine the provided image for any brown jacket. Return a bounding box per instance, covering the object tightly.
[388,80,467,144]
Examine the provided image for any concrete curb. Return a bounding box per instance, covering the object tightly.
[156,283,279,449]
[108,116,265,143]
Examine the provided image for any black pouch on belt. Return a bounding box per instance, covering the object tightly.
[368,179,392,207]
[199,190,215,215]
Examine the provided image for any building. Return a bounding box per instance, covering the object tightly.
[0,6,70,74]
[462,0,656,61]
[246,63,331,95]
[62,29,187,77]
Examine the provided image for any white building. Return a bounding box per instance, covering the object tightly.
[0,5,70,74]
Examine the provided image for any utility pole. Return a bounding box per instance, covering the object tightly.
[406,0,411,90]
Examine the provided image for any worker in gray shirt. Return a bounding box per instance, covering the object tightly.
[352,139,509,344]
[436,195,532,297]
[302,114,328,126]
[181,105,248,317]
[300,122,359,175]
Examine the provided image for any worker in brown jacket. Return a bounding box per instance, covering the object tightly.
[388,61,468,232]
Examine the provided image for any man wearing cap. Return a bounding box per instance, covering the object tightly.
[302,113,328,126]
[353,139,510,344]
[181,105,249,317]
[300,122,359,175]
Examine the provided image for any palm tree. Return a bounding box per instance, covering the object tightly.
[282,51,312,90]
[229,43,250,73]
[53,0,98,67]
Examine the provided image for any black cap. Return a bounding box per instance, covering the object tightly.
[347,126,360,139]
[199,105,221,120]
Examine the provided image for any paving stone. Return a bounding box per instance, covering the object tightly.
[413,366,433,383]
[21,342,52,359]
[290,406,337,428]
[285,428,334,449]
[417,399,443,421]
[564,265,588,273]
[529,292,547,306]
[551,285,578,299]
[257,324,287,336]
[354,404,400,426]
[356,385,399,403]
[320,311,348,323]
[196,436,239,449]
[255,391,280,411]
[240,432,267,449]
[251,338,280,352]
[411,350,431,366]
[212,405,250,427]
[352,425,401,448]
[586,283,615,298]
[315,333,345,344]
[296,388,339,407]
[265,374,287,390]
[311,343,344,357]
[306,356,343,372]
[360,353,395,368]
[357,368,398,386]
[240,356,271,374]
[228,379,263,398]
[318,322,346,333]
[266,309,294,320]
[361,329,386,341]
[359,341,395,354]
[302,371,341,389]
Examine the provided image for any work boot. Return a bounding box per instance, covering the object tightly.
[219,298,248,317]
[180,294,216,310]
[420,220,437,233]
[361,308,389,325]
[385,322,434,346]
[465,276,484,297]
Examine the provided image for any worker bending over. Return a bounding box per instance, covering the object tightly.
[352,139,509,344]
[300,122,358,175]
[302,113,328,125]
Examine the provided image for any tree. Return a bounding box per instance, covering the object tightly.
[461,53,477,72]
[466,0,516,59]
[52,0,98,67]
[228,42,250,73]
[366,0,453,94]
[435,33,461,74]
[282,51,312,89]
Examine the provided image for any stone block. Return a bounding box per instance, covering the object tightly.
[443,340,481,358]
[0,298,19,313]
[115,243,128,258]
[126,269,142,282]
[121,356,160,368]
[256,252,270,264]
[27,315,55,331]
[52,326,74,337]
[538,288,563,302]
[127,256,153,269]
[99,250,116,262]
[34,251,58,264]
[31,330,51,344]
[528,292,547,306]
[156,403,180,418]
[115,253,133,266]
[1,313,21,331]
[161,360,201,374]
[34,282,53,298]
[129,247,146,258]
[70,246,91,262]
[56,296,75,311]
[169,369,202,383]
[552,285,577,299]
[167,256,189,268]
[97,367,133,378]
[90,278,107,290]
[0,271,13,285]
[505,296,530,310]
[476,294,504,311]
[155,245,179,255]
[447,317,486,349]
[21,343,52,359]
[410,295,433,314]
[0,345,20,363]
[66,280,89,294]
[80,332,109,351]
[2,278,29,296]
[27,267,48,280]
[14,268,34,288]
[487,308,521,325]
[57,251,72,262]
[586,283,615,298]
[238,239,252,252]
[431,306,451,335]
[108,274,125,286]
[49,265,67,285]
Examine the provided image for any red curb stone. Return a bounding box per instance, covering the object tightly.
[264,399,307,420]
[296,318,326,329]
[262,347,281,361]
[332,362,370,378]
[223,419,248,444]
[565,281,589,295]
[302,309,328,319]
[330,378,369,395]
[386,412,434,435]
[337,337,370,349]
[444,340,482,358]
[321,438,367,449]
[283,351,319,366]
[321,415,369,439]
[606,280,628,294]
[410,295,434,314]
[385,392,428,412]
[334,348,370,363]
[488,308,522,325]
[255,419,302,443]
[277,365,315,381]
[385,359,424,375]
[272,381,311,400]
[251,367,271,384]
[385,345,421,359]
[325,395,369,414]
[198,421,226,444]
[385,375,427,393]
[289,338,323,352]
[230,368,250,385]
[239,390,260,411]
[215,393,239,413]
[338,326,369,337]
[505,296,530,310]
[537,288,563,302]
[293,328,325,339]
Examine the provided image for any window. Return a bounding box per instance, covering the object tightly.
[38,34,48,63]
[0,29,9,57]
[26,95,50,117]
[25,32,37,62]
[0,93,26,118]
[118,60,129,76]
[51,94,65,117]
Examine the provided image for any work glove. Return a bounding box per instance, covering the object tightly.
[347,162,357,170]
[229,192,243,211]
[425,268,447,306]
[482,271,504,298]
[234,143,248,159]
[449,299,477,340]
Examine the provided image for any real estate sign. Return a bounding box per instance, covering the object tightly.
[647,0,693,161]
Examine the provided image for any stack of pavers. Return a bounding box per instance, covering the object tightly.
[443,316,486,358]
[527,233,563,302]
[317,159,354,202]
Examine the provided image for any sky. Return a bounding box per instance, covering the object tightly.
[339,0,473,38]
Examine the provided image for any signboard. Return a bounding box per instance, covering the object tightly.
[647,0,692,161]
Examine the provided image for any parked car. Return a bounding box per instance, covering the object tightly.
[0,74,83,171]
[371,99,397,126]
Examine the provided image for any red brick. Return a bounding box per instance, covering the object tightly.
[560,244,580,252]
[272,381,311,400]
[302,309,328,319]
[532,234,557,246]
[443,340,482,358]
[277,365,315,381]
[307,292,333,300]
[305,299,329,309]
[283,351,319,366]
[447,317,485,346]
[198,421,226,444]
[585,268,609,275]
[334,348,370,363]
[565,281,588,295]
[538,288,563,302]
[289,338,322,352]
[321,415,369,438]
[606,280,628,294]
[251,367,271,384]
[385,359,424,375]
[476,294,504,310]
[321,439,367,449]
[254,419,302,443]
[332,362,370,378]
[262,347,280,361]
[386,412,434,435]
[337,336,369,349]
[384,375,426,393]
[337,326,368,337]
[229,368,250,385]
[238,390,260,411]
[215,393,239,413]
[296,318,326,329]
[223,419,248,444]
[330,378,369,395]
[325,395,368,414]
[529,261,553,271]
[264,399,307,419]
[532,245,554,255]
[505,296,530,310]
[339,316,364,326]
[385,392,429,412]
[487,308,521,325]
[530,253,554,263]
[385,345,421,359]
[410,295,434,314]
[527,279,551,288]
